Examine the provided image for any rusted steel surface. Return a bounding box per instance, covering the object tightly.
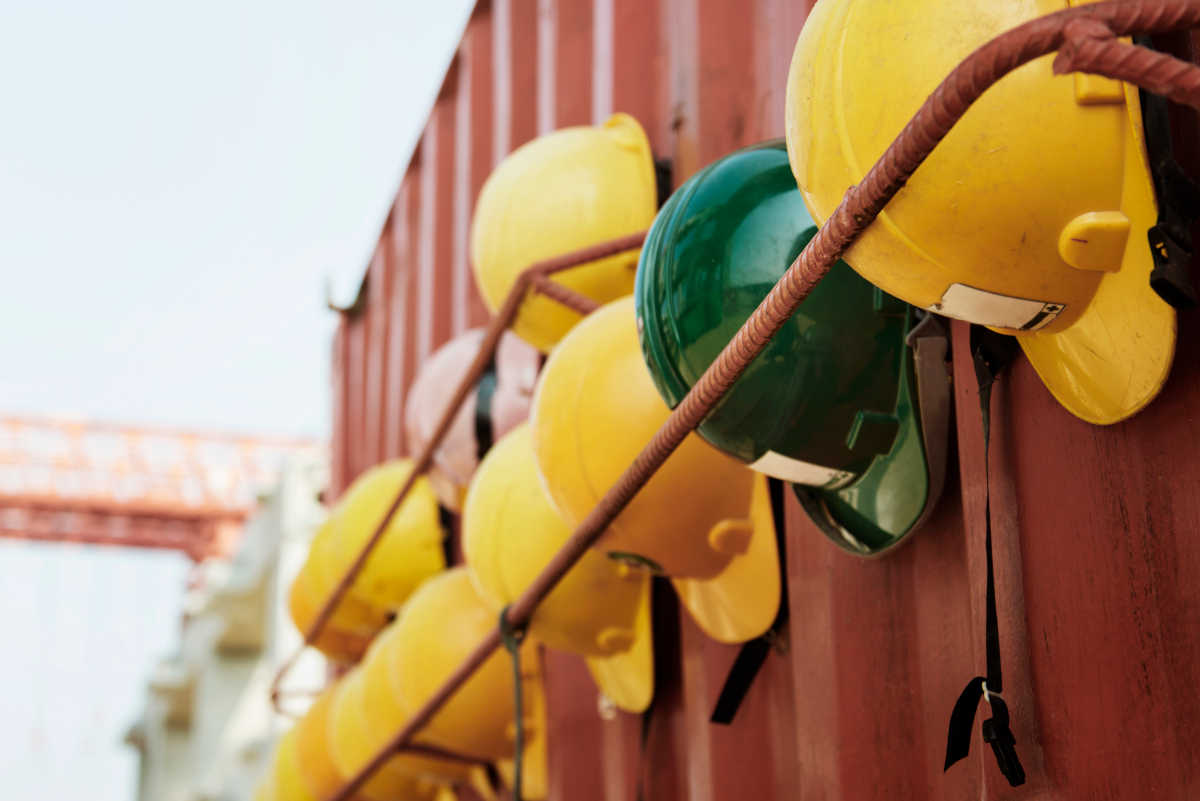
[541,650,607,800]
[433,73,460,349]
[329,322,347,495]
[464,7,495,328]
[610,0,663,141]
[500,0,540,151]
[381,218,407,460]
[326,1,1200,799]
[552,0,594,126]
[1000,305,1200,799]
[364,245,388,470]
[400,171,423,453]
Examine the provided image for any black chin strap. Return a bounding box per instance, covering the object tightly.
[635,577,677,801]
[437,504,457,567]
[709,478,789,725]
[1136,35,1200,309]
[431,358,498,570]
[475,359,498,460]
[944,327,1025,788]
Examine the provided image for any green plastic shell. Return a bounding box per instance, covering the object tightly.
[634,140,933,554]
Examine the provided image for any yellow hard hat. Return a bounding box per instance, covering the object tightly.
[328,667,448,801]
[531,296,780,643]
[673,471,779,636]
[786,0,1175,424]
[320,460,445,614]
[462,423,654,713]
[288,461,446,657]
[270,728,317,801]
[295,685,365,801]
[253,779,273,801]
[380,568,547,798]
[358,636,479,788]
[286,555,373,664]
[470,113,658,353]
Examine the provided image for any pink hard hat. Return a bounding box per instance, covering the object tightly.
[405,328,539,511]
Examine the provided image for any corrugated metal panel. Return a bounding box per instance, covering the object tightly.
[380,216,407,461]
[328,3,1200,799]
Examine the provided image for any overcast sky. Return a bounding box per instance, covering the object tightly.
[0,0,473,439]
[0,3,473,800]
[0,542,188,801]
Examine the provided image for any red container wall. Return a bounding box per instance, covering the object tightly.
[329,4,1200,800]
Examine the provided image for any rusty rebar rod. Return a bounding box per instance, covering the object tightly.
[529,273,602,315]
[325,3,1200,799]
[268,231,647,712]
[1055,16,1200,105]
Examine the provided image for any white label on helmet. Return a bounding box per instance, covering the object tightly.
[749,450,856,489]
[929,283,1066,332]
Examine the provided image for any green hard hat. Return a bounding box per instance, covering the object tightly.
[634,140,950,555]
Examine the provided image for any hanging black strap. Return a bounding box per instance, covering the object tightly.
[499,606,528,801]
[709,478,790,725]
[944,327,1025,788]
[432,360,497,569]
[654,158,674,209]
[709,638,773,725]
[475,360,499,460]
[437,504,457,567]
[1135,36,1200,309]
[482,763,504,795]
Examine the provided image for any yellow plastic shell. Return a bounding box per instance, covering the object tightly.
[287,460,445,660]
[531,296,780,642]
[786,0,1175,424]
[583,587,655,711]
[470,113,658,353]
[672,473,781,643]
[462,423,654,712]
[286,555,373,664]
[328,668,445,801]
[358,634,478,787]
[295,686,361,801]
[383,568,546,798]
[270,729,317,801]
[318,460,445,616]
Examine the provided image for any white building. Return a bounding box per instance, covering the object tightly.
[125,452,329,801]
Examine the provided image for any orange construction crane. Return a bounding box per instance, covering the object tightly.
[0,416,323,561]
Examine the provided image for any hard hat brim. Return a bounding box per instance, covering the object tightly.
[670,474,781,643]
[794,313,951,556]
[1016,82,1175,426]
[467,767,501,801]
[1017,248,1175,425]
[583,574,654,713]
